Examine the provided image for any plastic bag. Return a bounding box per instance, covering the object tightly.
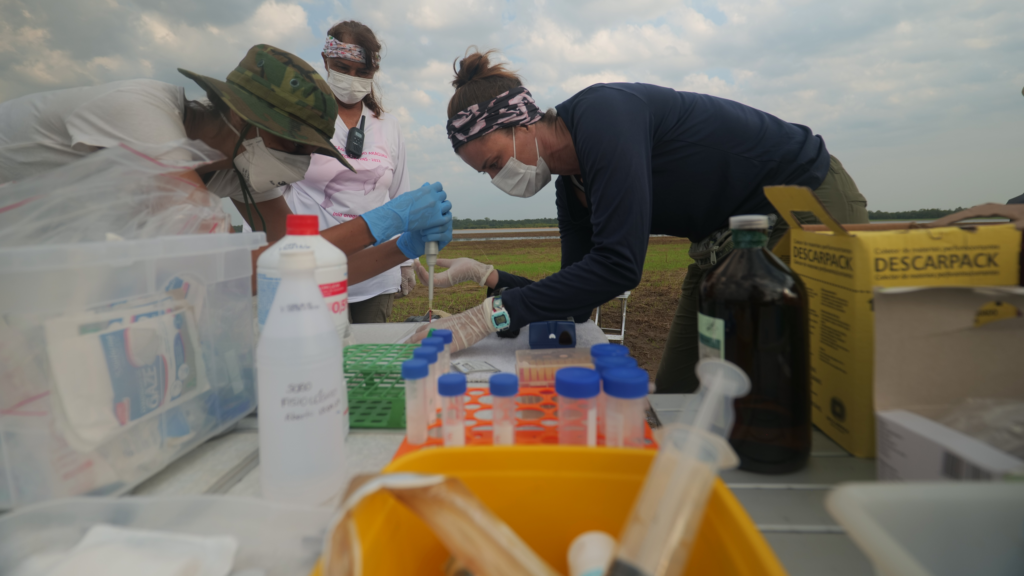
[939,398,1024,459]
[0,140,229,247]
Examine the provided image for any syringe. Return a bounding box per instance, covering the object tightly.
[425,241,438,318]
[608,358,751,576]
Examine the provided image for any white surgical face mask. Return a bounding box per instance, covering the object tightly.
[327,69,373,105]
[223,113,311,194]
[490,130,551,198]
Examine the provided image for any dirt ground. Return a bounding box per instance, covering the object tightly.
[389,236,692,381]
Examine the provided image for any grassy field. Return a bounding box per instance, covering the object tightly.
[392,237,693,380]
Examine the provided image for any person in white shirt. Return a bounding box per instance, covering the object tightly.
[285,21,417,322]
[0,44,452,288]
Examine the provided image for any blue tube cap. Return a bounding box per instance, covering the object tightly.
[594,355,638,375]
[489,373,519,397]
[413,346,437,364]
[555,367,600,399]
[402,359,428,379]
[422,336,445,351]
[438,373,467,396]
[431,329,453,345]
[590,343,629,358]
[603,368,649,399]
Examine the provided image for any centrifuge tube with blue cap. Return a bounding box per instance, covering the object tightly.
[602,367,648,448]
[438,373,467,447]
[556,367,601,447]
[429,330,453,374]
[413,346,439,423]
[608,358,751,576]
[489,373,518,446]
[402,359,429,446]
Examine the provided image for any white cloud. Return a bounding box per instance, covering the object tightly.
[3,0,1024,217]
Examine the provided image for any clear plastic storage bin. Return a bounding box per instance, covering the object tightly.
[0,233,266,509]
[0,496,332,576]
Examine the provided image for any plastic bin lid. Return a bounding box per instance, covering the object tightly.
[594,355,638,374]
[421,336,445,350]
[555,367,600,399]
[489,373,519,396]
[430,329,453,344]
[590,344,629,358]
[402,359,428,379]
[438,373,467,396]
[286,214,319,235]
[412,346,437,364]
[603,368,649,399]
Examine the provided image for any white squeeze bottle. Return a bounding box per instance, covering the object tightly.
[257,214,354,347]
[256,248,346,506]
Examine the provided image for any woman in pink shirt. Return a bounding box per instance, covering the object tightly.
[285,21,416,323]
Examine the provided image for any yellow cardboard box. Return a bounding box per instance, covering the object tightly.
[764,186,1023,457]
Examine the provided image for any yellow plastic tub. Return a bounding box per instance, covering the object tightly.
[313,446,787,576]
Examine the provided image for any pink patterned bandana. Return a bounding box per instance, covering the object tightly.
[446,86,542,151]
[322,35,378,65]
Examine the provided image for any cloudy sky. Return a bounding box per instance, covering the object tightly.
[2,0,1023,220]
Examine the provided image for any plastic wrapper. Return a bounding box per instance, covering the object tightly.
[938,398,1024,459]
[0,140,229,247]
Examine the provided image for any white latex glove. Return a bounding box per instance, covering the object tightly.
[399,265,416,297]
[410,297,499,352]
[413,257,495,289]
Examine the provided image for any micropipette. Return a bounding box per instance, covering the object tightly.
[425,241,438,318]
[608,358,750,576]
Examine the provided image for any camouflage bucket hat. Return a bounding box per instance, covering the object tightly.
[179,44,353,171]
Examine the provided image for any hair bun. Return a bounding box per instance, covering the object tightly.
[452,48,517,89]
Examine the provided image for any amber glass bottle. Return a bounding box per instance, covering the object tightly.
[697,215,810,474]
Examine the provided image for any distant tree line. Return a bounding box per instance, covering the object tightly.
[868,208,966,220]
[453,217,559,229]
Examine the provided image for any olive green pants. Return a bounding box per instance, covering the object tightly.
[348,292,396,324]
[654,155,868,393]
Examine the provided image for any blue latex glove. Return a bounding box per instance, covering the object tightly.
[361,182,451,245]
[397,216,453,259]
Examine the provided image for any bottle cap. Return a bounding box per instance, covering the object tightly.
[278,248,316,271]
[603,368,649,399]
[594,355,638,375]
[431,329,454,345]
[438,373,467,396]
[402,359,428,379]
[729,215,770,230]
[590,344,629,359]
[489,373,519,397]
[421,336,446,351]
[412,346,437,364]
[555,367,600,399]
[286,214,319,235]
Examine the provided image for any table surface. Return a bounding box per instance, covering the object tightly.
[132,322,876,576]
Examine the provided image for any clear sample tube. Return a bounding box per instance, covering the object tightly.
[438,373,467,447]
[429,330,453,374]
[402,359,429,445]
[555,367,600,446]
[413,345,439,424]
[602,368,648,448]
[422,336,447,414]
[489,373,519,446]
[594,356,638,439]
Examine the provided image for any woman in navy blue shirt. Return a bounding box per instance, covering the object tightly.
[413,49,868,393]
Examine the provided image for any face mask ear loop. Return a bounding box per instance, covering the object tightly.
[512,128,517,160]
[230,123,267,233]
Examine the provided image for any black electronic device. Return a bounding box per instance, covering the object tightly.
[345,116,365,159]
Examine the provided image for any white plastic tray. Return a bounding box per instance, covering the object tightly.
[0,496,332,576]
[827,482,1024,576]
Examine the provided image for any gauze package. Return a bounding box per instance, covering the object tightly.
[11,524,237,576]
[46,304,209,452]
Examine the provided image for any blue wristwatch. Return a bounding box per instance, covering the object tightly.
[489,295,511,331]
